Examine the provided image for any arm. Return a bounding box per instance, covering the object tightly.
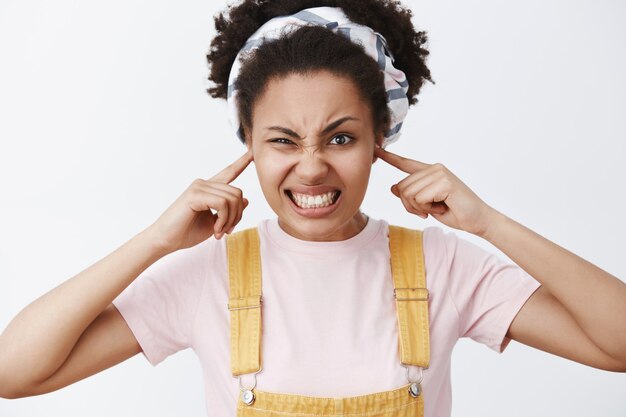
[374,146,626,372]
[481,208,626,371]
[0,150,253,399]
[8,304,141,399]
[0,229,167,399]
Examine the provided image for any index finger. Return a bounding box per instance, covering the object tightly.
[210,149,254,183]
[374,146,429,174]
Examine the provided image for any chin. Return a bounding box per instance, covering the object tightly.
[268,188,366,240]
[278,211,362,242]
[284,216,332,236]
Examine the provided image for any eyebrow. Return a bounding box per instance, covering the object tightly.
[264,116,360,139]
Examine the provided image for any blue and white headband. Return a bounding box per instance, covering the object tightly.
[225,6,410,148]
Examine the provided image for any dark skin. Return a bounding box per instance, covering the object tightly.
[1,71,623,403]
[374,144,626,372]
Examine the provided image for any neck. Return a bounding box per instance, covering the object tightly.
[278,211,369,242]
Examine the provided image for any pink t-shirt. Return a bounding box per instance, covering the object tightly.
[113,216,541,417]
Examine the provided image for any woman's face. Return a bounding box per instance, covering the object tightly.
[247,70,382,241]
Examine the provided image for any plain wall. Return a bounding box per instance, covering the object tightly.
[0,0,624,415]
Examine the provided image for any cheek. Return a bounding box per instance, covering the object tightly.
[253,149,293,190]
[330,149,373,190]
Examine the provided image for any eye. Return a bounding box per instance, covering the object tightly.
[329,134,353,146]
[270,138,295,145]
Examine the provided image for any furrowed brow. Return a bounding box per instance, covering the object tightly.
[265,126,302,139]
[265,116,360,140]
[321,116,359,135]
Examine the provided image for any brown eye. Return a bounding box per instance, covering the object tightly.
[329,134,353,146]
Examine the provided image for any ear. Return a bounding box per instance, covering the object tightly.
[372,133,385,164]
[242,124,254,151]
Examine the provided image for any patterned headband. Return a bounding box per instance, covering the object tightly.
[225,6,409,148]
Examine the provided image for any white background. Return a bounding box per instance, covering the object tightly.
[1,0,625,416]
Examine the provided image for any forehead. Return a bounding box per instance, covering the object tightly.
[251,71,374,133]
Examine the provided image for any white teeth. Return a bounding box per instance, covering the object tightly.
[289,191,339,209]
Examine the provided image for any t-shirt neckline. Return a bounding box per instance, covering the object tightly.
[262,215,384,255]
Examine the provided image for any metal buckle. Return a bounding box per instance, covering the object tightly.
[238,366,263,391]
[237,367,263,406]
[393,288,429,301]
[401,364,425,398]
[401,364,424,384]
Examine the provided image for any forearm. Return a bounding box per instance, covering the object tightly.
[0,227,169,389]
[481,208,626,363]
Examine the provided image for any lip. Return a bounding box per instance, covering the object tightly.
[285,185,341,196]
[285,189,342,219]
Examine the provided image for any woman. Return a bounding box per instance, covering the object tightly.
[0,0,625,416]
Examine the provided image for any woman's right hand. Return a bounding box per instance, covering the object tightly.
[147,149,254,254]
[0,152,254,398]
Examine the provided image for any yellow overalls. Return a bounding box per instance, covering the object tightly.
[226,225,430,416]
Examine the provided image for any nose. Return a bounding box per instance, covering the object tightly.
[293,147,330,184]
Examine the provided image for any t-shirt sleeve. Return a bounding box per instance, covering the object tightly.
[428,227,541,353]
[112,238,212,366]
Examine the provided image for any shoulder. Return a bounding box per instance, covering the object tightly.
[154,236,223,275]
[384,224,503,281]
[420,226,499,270]
[383,223,451,256]
[120,235,228,300]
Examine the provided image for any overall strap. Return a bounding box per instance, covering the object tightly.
[388,225,431,368]
[226,228,263,376]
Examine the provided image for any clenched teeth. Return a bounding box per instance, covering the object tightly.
[288,191,340,209]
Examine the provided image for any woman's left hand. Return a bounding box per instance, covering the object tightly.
[374,145,496,237]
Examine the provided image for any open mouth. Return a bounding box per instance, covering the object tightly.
[285,190,341,209]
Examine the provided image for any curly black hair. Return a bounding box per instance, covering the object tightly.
[206,0,434,143]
